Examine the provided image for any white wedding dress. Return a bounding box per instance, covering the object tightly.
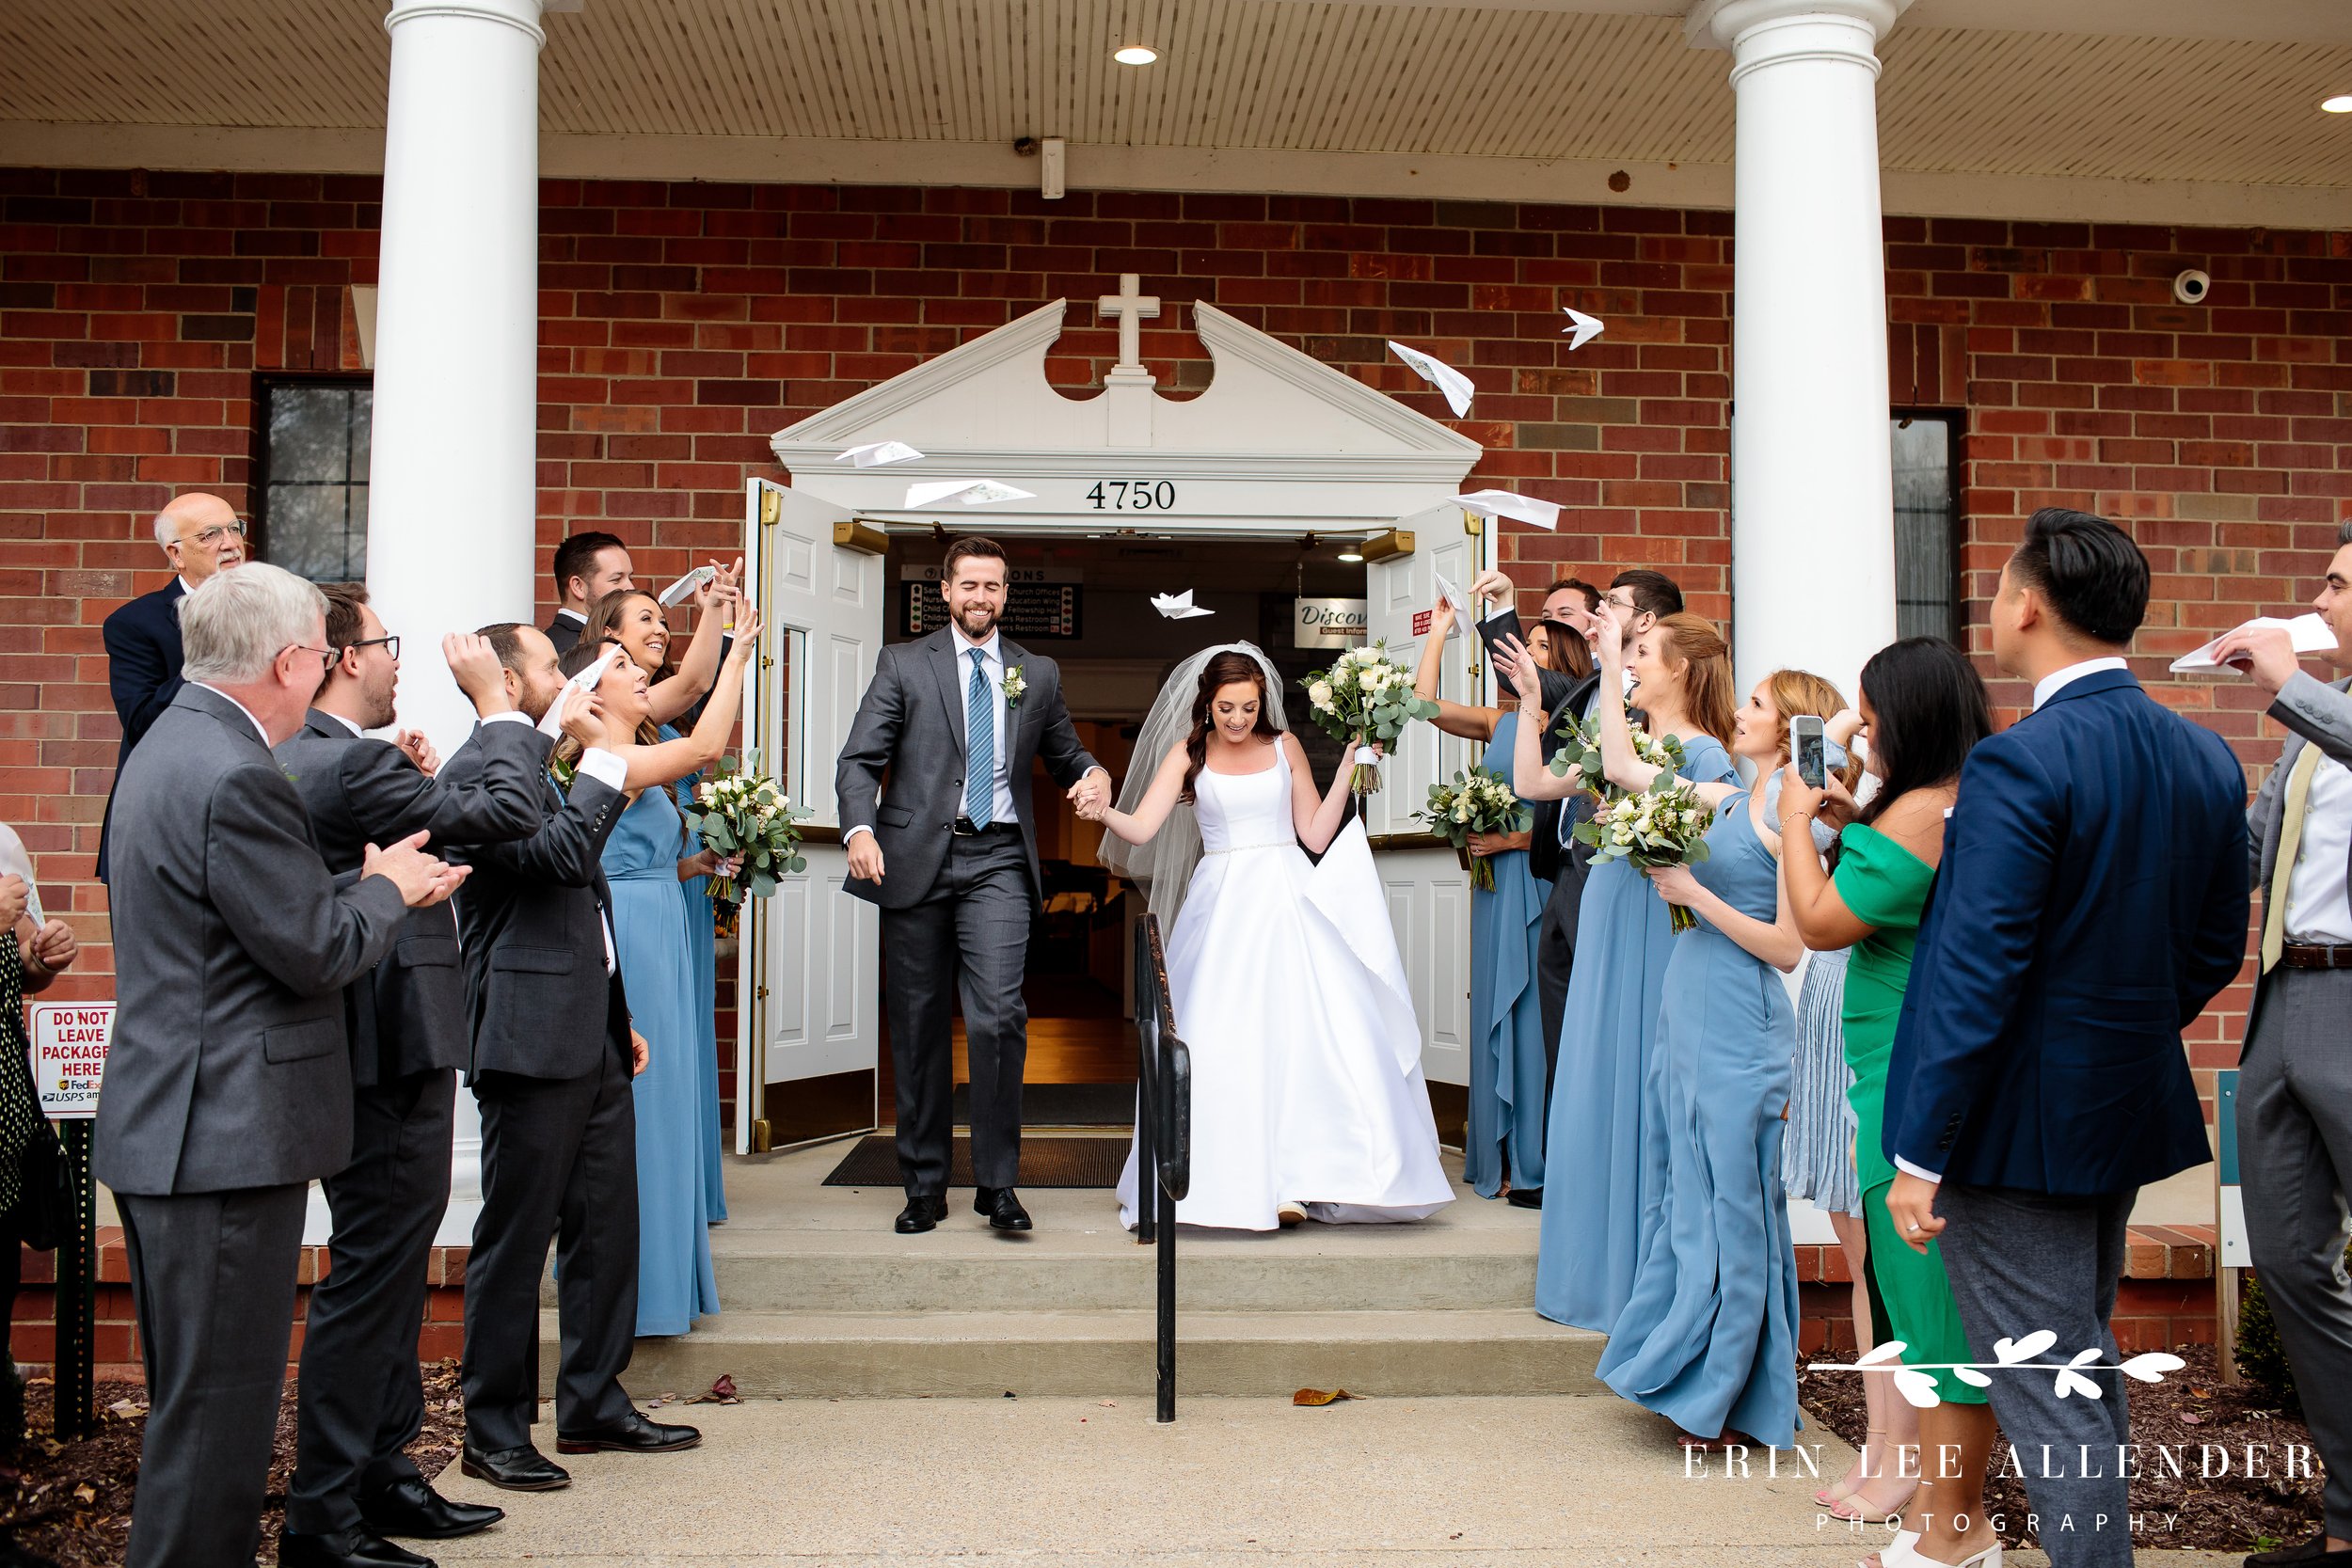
[1116,745,1455,1231]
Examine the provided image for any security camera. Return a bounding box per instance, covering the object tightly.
[2172,269,2211,305]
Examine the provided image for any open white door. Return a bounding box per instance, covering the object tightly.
[1361,505,1484,1092]
[738,478,884,1151]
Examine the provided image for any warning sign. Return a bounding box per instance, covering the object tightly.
[27,1003,113,1120]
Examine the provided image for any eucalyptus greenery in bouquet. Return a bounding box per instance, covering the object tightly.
[683,750,810,925]
[1302,641,1438,795]
[1575,776,1716,932]
[1548,710,1686,794]
[1416,767,1531,891]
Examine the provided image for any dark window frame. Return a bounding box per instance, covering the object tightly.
[1890,406,1965,646]
[250,371,373,581]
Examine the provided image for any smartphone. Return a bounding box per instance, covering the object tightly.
[1791,714,1827,790]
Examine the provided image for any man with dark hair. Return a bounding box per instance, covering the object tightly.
[1884,506,2249,1568]
[2210,519,2352,1568]
[546,532,632,655]
[275,598,570,1567]
[1605,567,1683,624]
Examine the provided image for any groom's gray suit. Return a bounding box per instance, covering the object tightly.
[837,626,1103,1195]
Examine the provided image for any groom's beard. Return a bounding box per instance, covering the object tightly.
[953,602,999,639]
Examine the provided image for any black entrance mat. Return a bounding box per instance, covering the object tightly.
[822,1134,1127,1189]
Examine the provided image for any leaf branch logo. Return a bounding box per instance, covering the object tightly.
[1807,1331,2184,1408]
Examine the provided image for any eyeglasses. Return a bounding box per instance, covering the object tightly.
[1603,592,1639,611]
[345,635,400,662]
[182,521,248,548]
[284,644,336,673]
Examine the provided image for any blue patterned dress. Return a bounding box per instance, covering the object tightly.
[1533,734,1740,1331]
[1465,710,1550,1198]
[1594,791,1802,1445]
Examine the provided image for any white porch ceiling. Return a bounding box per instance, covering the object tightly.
[2,0,2347,224]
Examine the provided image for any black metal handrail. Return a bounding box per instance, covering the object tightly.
[1131,913,1190,1424]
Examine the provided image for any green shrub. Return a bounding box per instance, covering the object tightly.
[2235,1271,2299,1414]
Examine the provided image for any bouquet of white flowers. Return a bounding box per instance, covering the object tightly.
[1575,775,1715,932]
[1301,641,1438,795]
[1548,710,1685,797]
[683,750,810,927]
[1415,766,1531,891]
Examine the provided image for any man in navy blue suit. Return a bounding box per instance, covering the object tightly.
[1883,508,2249,1568]
[98,491,247,881]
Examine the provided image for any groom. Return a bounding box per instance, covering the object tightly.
[838,536,1113,1234]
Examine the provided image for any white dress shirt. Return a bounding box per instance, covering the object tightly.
[950,625,1019,828]
[555,606,586,628]
[2285,752,2352,944]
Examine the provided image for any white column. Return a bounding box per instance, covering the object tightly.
[364,0,548,1239]
[1692,0,1908,698]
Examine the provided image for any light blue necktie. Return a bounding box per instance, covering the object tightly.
[965,648,993,828]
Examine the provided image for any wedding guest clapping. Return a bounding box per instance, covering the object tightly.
[2211,521,2352,1568]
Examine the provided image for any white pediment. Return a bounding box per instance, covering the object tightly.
[769,299,1482,534]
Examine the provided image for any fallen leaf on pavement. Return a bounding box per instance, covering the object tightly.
[1293,1388,1356,1406]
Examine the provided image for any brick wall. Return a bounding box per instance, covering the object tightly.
[5,167,2350,1115]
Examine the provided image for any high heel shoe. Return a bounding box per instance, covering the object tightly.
[1859,1528,1919,1568]
[1818,1425,1886,1508]
[1883,1531,2003,1568]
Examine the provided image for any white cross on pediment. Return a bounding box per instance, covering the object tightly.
[1098,273,1160,372]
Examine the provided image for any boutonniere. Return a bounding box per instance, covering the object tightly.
[1001,665,1026,708]
[549,756,578,795]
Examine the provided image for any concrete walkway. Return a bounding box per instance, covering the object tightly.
[425,1394,2244,1566]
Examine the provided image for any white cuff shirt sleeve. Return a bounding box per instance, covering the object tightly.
[1892,1156,1944,1184]
[574,747,628,792]
[843,823,873,843]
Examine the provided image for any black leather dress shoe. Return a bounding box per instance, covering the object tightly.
[359,1476,505,1540]
[976,1186,1032,1231]
[459,1442,570,1492]
[2246,1537,2352,1567]
[1505,1187,1544,1210]
[896,1192,948,1233]
[556,1409,702,1455]
[277,1527,435,1568]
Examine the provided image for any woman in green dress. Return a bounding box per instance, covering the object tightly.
[1781,638,1998,1568]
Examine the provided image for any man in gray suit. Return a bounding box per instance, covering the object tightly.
[2213,520,2352,1568]
[277,587,580,1568]
[95,564,461,1568]
[442,623,698,1494]
[837,536,1113,1234]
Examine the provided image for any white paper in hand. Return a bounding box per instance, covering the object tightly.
[1450,489,1561,531]
[0,829,40,928]
[1150,590,1214,620]
[657,564,715,608]
[1429,571,1469,641]
[837,440,923,467]
[538,649,618,737]
[905,479,1035,507]
[1562,308,1605,351]
[1387,341,1475,418]
[2169,612,2337,673]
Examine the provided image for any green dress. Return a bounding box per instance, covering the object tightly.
[1835,822,1985,1405]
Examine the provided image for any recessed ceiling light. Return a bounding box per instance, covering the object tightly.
[2324,94,2352,113]
[1115,45,1159,66]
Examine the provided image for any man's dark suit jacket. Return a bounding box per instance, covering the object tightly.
[276,711,552,1085]
[94,685,410,1196]
[1474,607,1598,883]
[440,750,631,1081]
[97,578,187,882]
[1885,667,2250,1195]
[545,611,584,657]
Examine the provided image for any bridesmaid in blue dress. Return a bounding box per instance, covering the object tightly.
[1502,611,1740,1331]
[663,734,730,1225]
[558,614,757,1337]
[1409,599,1565,1198]
[1593,670,1847,1448]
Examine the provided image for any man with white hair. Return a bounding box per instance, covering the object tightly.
[97,491,248,881]
[95,562,464,1568]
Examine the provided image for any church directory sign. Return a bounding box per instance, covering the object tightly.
[27,1002,113,1120]
[901,564,1083,640]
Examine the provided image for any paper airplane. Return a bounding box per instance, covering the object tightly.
[1562,308,1605,351]
[904,479,1035,508]
[1387,341,1475,418]
[1451,489,1562,531]
[539,649,619,737]
[2169,612,2338,673]
[1150,590,1215,620]
[837,440,923,467]
[657,565,715,608]
[1429,571,1469,641]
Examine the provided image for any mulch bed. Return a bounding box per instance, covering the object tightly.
[1800,1342,2326,1556]
[0,1361,468,1568]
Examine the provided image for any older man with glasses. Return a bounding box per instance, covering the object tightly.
[98,491,250,881]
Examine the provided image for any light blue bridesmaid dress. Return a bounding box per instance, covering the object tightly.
[603,783,719,1337]
[1593,790,1802,1446]
[1464,709,1550,1199]
[660,726,727,1225]
[1532,733,1739,1331]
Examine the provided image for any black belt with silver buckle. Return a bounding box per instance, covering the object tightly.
[952,817,1011,837]
[2280,942,2352,971]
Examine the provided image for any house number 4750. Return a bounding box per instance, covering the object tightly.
[1086,481,1177,510]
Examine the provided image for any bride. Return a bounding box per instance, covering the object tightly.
[1087,643,1454,1231]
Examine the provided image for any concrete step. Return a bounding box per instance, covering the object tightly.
[566,1307,1604,1400]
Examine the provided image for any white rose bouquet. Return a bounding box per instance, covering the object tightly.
[1415,767,1531,891]
[1548,711,1685,797]
[1575,775,1715,932]
[683,750,811,927]
[1301,641,1438,795]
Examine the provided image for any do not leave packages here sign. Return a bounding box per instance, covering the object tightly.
[27,1003,112,1119]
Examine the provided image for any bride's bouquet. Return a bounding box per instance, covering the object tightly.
[1575,777,1715,932]
[1416,767,1530,891]
[684,750,810,928]
[1302,641,1438,795]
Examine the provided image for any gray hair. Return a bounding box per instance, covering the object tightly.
[180,562,327,684]
[2340,520,2352,547]
[151,508,177,549]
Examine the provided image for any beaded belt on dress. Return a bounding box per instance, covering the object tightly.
[1203,842,1291,856]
